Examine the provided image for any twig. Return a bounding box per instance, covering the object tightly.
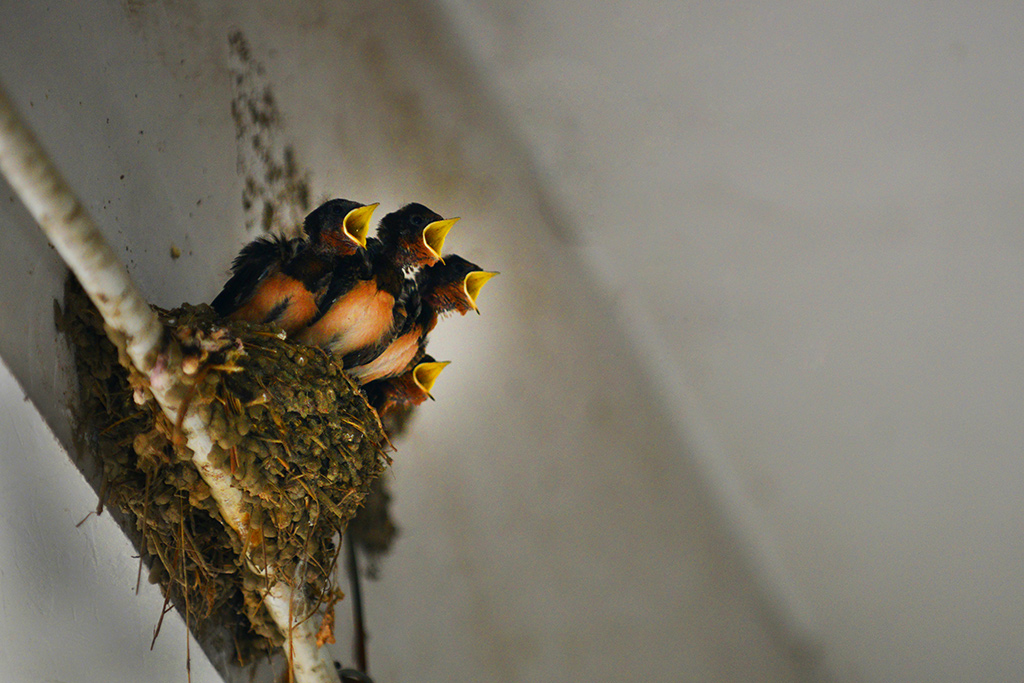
[0,81,339,683]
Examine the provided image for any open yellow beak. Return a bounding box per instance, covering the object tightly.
[413,360,451,398]
[464,271,499,312]
[422,217,459,262]
[343,202,378,248]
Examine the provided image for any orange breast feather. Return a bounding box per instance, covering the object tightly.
[298,281,395,356]
[229,273,318,334]
[347,328,421,384]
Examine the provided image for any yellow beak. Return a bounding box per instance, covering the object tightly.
[464,271,499,312]
[413,360,451,398]
[422,217,459,262]
[343,203,379,248]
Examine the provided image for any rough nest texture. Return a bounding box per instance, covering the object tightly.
[62,279,390,660]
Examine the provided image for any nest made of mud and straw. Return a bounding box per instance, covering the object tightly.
[62,279,390,661]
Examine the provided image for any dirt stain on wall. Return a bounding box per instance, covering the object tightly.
[228,30,311,236]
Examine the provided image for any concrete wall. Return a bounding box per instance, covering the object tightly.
[434,2,1024,681]
[0,2,806,682]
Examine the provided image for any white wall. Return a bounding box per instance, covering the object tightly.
[436,1,1024,681]
[0,1,807,682]
[0,360,222,682]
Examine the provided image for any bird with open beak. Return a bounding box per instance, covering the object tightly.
[344,254,497,384]
[210,198,377,335]
[363,355,451,420]
[296,203,457,359]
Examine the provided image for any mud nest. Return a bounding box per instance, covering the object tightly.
[61,278,391,661]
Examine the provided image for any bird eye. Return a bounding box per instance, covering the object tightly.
[409,214,426,228]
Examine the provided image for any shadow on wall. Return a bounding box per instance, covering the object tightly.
[0,2,819,682]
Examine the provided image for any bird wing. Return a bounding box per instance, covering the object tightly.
[211,235,300,316]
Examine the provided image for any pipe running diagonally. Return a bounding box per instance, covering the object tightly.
[0,80,339,683]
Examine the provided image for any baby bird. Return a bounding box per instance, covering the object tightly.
[363,355,451,419]
[344,255,497,384]
[210,199,377,334]
[296,203,457,358]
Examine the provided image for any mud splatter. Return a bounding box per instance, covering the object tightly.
[229,31,311,236]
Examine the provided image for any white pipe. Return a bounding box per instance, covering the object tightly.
[0,87,162,374]
[264,582,341,682]
[0,81,339,683]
